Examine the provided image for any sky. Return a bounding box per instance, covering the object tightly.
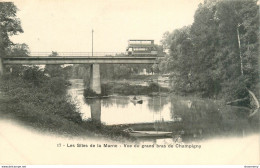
[11,0,203,53]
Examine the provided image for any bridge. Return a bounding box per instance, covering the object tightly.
[2,56,157,65]
[0,52,159,94]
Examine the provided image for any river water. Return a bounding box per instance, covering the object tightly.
[68,79,259,142]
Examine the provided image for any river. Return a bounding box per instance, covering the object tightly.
[68,79,259,143]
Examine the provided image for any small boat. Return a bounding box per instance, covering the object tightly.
[130,97,143,104]
[124,128,172,138]
[130,99,143,104]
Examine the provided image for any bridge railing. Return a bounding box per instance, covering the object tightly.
[29,52,127,57]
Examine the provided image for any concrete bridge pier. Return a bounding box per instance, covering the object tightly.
[90,64,101,94]
[0,58,4,76]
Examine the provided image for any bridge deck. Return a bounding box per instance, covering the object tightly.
[3,56,158,64]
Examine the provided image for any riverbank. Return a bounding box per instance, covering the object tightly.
[105,82,170,96]
[0,72,132,141]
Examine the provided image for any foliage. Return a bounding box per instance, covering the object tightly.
[83,88,100,97]
[159,0,259,102]
[22,66,46,86]
[0,66,131,139]
[148,82,160,92]
[83,85,110,98]
[6,43,30,57]
[99,63,155,80]
[0,2,23,56]
[98,82,169,96]
[62,65,73,79]
[3,43,30,76]
[0,2,28,75]
[0,67,83,130]
[44,51,64,78]
[48,77,67,95]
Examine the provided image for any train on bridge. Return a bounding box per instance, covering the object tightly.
[126,39,158,56]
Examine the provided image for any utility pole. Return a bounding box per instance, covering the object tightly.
[92,29,94,57]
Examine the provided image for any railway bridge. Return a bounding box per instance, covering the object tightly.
[0,52,158,94]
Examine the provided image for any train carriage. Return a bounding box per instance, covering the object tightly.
[126,39,158,56]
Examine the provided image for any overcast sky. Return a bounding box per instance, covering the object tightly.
[11,0,203,53]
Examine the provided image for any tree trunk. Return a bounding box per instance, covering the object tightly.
[237,25,244,76]
[236,24,259,117]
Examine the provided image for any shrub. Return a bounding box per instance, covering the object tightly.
[221,76,250,106]
[84,88,98,97]
[48,77,67,95]
[148,82,160,92]
[22,66,46,86]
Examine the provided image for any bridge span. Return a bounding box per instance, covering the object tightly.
[2,56,157,65]
[0,52,159,94]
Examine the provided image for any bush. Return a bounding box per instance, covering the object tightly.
[0,71,84,134]
[22,66,46,86]
[148,82,160,92]
[99,82,169,96]
[221,76,250,106]
[0,67,131,139]
[83,85,110,98]
[84,88,99,97]
[48,77,67,95]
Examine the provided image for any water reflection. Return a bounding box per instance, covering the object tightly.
[82,96,172,125]
[147,96,168,113]
[68,79,259,142]
[90,99,101,123]
[102,97,129,108]
[169,97,257,142]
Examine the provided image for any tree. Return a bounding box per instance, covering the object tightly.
[190,0,222,97]
[6,43,30,57]
[212,0,259,101]
[5,43,30,76]
[0,2,23,57]
[159,0,259,102]
[160,31,173,51]
[159,26,196,94]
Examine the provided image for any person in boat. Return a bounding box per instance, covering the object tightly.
[133,96,137,100]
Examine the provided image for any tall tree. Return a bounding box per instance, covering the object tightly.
[213,0,259,100]
[165,26,195,94]
[0,2,23,57]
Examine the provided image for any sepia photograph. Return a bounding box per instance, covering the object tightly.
[0,0,259,166]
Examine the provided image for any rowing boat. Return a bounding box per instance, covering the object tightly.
[130,99,143,104]
[124,128,172,138]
